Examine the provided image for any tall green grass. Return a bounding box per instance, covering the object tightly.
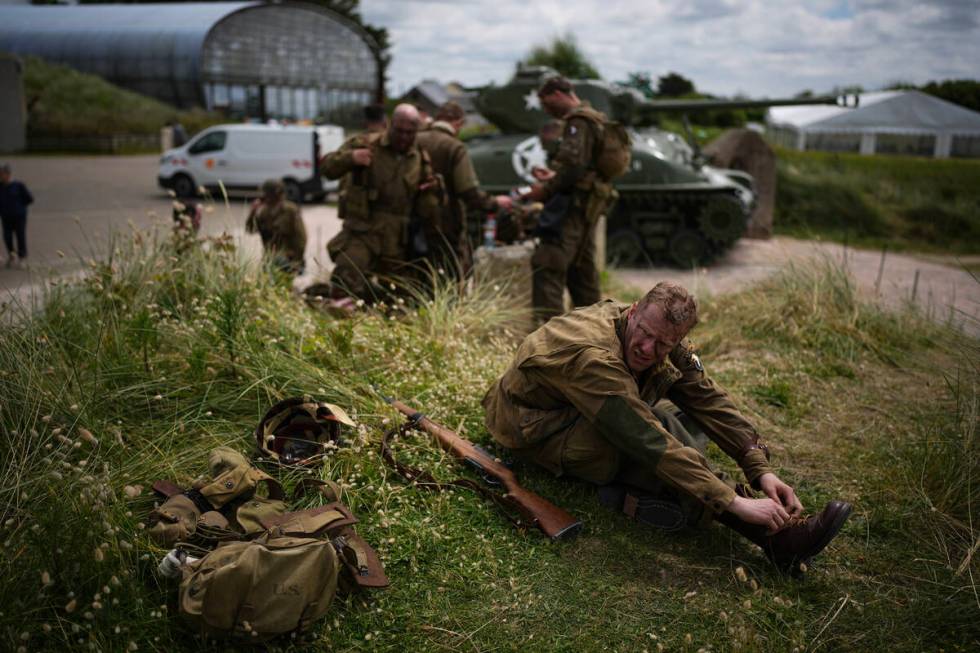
[1,228,977,651]
[774,147,980,255]
[20,56,221,139]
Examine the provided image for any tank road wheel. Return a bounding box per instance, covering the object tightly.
[697,195,748,244]
[606,229,650,268]
[667,228,709,268]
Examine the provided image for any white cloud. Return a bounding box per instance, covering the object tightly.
[361,0,980,97]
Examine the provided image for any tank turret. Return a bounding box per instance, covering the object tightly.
[469,66,847,266]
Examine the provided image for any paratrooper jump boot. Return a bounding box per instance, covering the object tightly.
[716,500,852,577]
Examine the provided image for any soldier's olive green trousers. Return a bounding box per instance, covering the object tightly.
[511,402,735,526]
[531,210,601,324]
[327,214,411,300]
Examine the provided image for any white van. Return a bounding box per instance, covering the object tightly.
[157,124,345,203]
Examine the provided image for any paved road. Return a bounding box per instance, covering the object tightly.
[0,154,341,297]
[2,154,976,333]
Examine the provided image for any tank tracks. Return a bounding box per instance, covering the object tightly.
[606,189,750,267]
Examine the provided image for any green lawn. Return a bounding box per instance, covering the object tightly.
[0,229,977,652]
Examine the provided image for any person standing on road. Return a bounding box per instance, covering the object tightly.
[246,179,307,275]
[0,163,34,269]
[519,76,620,324]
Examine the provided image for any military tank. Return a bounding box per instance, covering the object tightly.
[467,66,845,267]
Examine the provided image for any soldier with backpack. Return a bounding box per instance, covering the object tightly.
[519,75,631,324]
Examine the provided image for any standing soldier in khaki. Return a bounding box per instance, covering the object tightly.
[320,104,439,301]
[483,282,852,575]
[520,75,621,324]
[415,101,512,276]
[246,179,307,275]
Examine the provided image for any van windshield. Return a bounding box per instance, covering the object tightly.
[188,131,227,155]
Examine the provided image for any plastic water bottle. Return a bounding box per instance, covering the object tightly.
[157,549,198,578]
[157,549,185,578]
[483,213,497,250]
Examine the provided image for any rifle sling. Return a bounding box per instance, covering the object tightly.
[380,421,529,531]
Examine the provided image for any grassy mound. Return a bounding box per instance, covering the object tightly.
[0,230,977,651]
[774,147,980,255]
[21,55,220,139]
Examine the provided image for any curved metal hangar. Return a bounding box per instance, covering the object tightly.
[0,2,379,121]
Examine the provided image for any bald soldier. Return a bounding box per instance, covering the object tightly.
[521,76,620,324]
[415,101,512,275]
[245,179,307,274]
[320,104,440,301]
[483,282,852,574]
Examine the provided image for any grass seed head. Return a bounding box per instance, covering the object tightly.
[78,428,98,446]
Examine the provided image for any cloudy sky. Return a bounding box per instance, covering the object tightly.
[361,0,980,98]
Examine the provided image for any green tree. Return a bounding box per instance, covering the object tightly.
[622,71,656,98]
[657,72,695,97]
[920,79,980,113]
[522,33,600,79]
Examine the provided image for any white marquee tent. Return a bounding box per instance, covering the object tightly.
[766,90,980,158]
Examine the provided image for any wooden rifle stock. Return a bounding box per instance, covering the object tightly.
[387,398,582,542]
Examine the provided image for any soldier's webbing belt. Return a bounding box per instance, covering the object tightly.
[379,421,524,529]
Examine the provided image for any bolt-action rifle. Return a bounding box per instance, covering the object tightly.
[380,394,582,542]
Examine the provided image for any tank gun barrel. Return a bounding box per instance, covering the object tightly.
[636,94,854,115]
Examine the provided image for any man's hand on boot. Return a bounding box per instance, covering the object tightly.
[756,473,804,517]
[727,495,791,535]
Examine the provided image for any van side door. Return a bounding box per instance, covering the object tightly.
[186,129,228,187]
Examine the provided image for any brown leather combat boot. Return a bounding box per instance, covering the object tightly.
[716,501,852,577]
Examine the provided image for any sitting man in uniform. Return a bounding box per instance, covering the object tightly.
[245,179,307,275]
[482,282,852,575]
[320,104,440,304]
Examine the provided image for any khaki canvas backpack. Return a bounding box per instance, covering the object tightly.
[568,107,633,181]
[177,503,386,640]
[149,440,388,641]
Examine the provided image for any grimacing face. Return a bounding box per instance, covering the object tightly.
[623,302,692,375]
[389,114,419,153]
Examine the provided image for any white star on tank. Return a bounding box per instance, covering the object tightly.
[523,90,541,111]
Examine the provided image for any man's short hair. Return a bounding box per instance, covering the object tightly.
[638,281,698,327]
[363,104,385,124]
[435,100,465,122]
[538,75,574,97]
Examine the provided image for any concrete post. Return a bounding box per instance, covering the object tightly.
[595,214,607,274]
[860,133,876,155]
[933,132,952,158]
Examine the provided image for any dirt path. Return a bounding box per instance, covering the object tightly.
[614,237,980,334]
